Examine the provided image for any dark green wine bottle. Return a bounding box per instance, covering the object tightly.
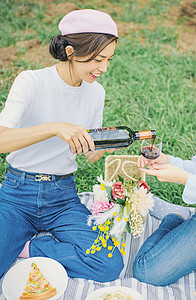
[87,126,156,150]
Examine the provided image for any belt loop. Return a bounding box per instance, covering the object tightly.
[21,171,26,185]
[52,175,55,181]
[5,164,10,174]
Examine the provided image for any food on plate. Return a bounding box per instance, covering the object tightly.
[95,290,136,300]
[20,262,57,300]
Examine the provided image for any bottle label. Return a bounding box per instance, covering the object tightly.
[87,127,117,133]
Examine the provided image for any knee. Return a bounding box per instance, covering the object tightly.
[133,257,169,286]
[132,256,146,283]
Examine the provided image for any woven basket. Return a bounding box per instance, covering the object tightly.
[105,155,145,182]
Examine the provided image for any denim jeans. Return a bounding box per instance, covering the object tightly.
[0,166,123,281]
[132,213,196,286]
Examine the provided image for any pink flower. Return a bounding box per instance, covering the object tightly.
[112,181,125,200]
[91,197,114,215]
[137,180,150,193]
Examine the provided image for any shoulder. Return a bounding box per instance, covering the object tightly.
[15,66,56,84]
[11,66,56,94]
[83,81,105,97]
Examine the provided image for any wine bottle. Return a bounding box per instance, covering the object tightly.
[87,126,156,150]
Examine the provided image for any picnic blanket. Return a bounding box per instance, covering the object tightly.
[0,192,195,300]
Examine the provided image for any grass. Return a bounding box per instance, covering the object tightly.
[0,0,196,207]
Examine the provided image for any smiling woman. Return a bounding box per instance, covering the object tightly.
[54,38,116,87]
[0,9,124,282]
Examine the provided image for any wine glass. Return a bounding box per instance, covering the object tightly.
[141,137,162,160]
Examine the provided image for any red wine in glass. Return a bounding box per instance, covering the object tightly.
[141,137,162,159]
[141,146,160,159]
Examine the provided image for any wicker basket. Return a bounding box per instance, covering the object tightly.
[105,155,145,182]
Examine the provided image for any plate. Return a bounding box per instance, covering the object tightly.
[2,257,68,300]
[85,286,144,300]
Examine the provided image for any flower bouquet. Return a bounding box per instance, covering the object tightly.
[86,175,154,258]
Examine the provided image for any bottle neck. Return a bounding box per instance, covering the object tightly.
[134,130,156,140]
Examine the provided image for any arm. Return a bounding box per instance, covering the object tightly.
[137,152,196,174]
[169,155,196,174]
[0,123,95,155]
[137,153,196,204]
[137,152,189,185]
[139,162,196,204]
[139,163,189,185]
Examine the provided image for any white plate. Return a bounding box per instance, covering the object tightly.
[2,257,68,300]
[85,286,144,300]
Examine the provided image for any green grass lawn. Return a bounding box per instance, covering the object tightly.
[0,0,196,206]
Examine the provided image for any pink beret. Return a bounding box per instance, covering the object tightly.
[58,9,118,37]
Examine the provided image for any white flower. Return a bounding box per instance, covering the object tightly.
[93,184,107,202]
[97,175,114,187]
[87,204,121,226]
[110,206,128,238]
[129,187,154,217]
[129,204,144,238]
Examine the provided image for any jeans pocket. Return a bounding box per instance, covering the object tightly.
[2,175,20,189]
[54,177,75,191]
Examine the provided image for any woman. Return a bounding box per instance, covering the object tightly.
[0,9,123,281]
[132,152,196,286]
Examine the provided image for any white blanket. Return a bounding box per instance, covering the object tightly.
[0,192,195,300]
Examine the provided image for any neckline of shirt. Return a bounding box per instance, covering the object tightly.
[52,65,85,92]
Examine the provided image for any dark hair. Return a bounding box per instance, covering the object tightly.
[49,33,118,62]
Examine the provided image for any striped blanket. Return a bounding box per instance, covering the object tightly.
[0,192,195,300]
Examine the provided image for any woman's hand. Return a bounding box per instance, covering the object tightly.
[85,147,118,163]
[137,152,170,168]
[54,122,95,155]
[140,162,189,185]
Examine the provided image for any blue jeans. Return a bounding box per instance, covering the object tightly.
[132,213,196,286]
[0,167,123,281]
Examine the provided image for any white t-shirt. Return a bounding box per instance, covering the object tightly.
[0,65,105,174]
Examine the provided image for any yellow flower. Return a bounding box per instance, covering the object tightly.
[124,218,128,222]
[86,249,90,254]
[107,220,111,225]
[100,226,105,232]
[123,251,126,256]
[105,226,109,231]
[92,226,97,231]
[108,246,113,250]
[92,245,96,249]
[95,239,99,244]
[114,241,120,246]
[102,243,107,248]
[122,242,126,248]
[101,238,106,244]
[105,235,109,240]
[108,253,113,258]
[101,183,105,190]
[120,248,124,253]
[112,237,116,242]
[96,247,101,251]
[113,212,117,216]
[91,250,96,254]
[99,236,102,240]
[117,217,120,221]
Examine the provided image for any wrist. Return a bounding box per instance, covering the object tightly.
[180,170,189,185]
[163,153,170,163]
[48,122,60,137]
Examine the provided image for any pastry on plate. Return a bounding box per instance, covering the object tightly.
[20,262,57,300]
